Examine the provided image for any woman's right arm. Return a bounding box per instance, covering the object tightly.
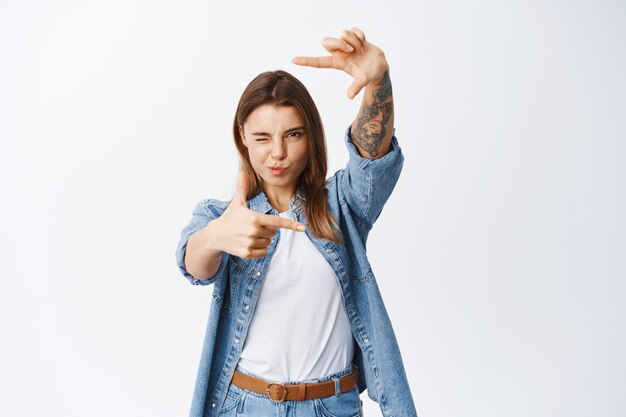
[177,172,305,284]
[184,220,223,280]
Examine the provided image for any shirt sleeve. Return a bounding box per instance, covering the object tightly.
[340,124,404,231]
[174,199,229,286]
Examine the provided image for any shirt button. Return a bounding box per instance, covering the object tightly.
[364,337,369,344]
[326,248,332,253]
[244,304,249,310]
[225,371,230,376]
[255,271,261,277]
[234,338,240,344]
[211,403,216,408]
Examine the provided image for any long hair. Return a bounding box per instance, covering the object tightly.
[232,70,343,243]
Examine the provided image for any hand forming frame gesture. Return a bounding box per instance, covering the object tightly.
[292,26,390,100]
[293,27,394,159]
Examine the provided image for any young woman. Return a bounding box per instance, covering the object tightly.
[176,27,417,417]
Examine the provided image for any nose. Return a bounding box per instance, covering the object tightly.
[270,138,287,160]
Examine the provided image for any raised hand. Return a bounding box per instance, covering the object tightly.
[291,27,390,99]
[207,171,306,259]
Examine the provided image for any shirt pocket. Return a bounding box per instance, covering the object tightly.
[351,265,375,285]
[210,257,246,315]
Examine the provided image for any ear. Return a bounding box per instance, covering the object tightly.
[238,124,248,147]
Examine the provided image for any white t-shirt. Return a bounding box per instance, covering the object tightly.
[236,209,355,382]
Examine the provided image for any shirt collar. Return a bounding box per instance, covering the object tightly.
[248,188,306,214]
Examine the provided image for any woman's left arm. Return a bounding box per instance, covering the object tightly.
[350,67,393,159]
[292,27,394,159]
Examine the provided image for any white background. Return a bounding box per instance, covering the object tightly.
[1,1,625,416]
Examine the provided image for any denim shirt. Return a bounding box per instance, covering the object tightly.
[175,124,418,417]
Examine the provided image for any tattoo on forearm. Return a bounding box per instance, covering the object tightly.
[353,70,393,157]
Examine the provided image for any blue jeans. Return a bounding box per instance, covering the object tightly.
[218,363,364,417]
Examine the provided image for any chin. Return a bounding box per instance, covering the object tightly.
[262,175,296,188]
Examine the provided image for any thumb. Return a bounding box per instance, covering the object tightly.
[231,171,250,206]
[347,75,368,100]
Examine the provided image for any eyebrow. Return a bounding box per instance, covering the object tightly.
[250,126,306,136]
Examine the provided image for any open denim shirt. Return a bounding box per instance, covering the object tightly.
[175,124,418,417]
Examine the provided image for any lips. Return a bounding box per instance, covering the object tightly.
[268,166,288,176]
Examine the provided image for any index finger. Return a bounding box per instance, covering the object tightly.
[291,55,335,69]
[257,212,305,232]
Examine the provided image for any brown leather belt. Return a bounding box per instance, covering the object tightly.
[230,366,359,403]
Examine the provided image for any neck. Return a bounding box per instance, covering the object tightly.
[263,186,295,213]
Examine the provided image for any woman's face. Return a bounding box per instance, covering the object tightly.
[239,104,309,197]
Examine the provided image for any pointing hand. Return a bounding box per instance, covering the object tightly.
[209,171,306,258]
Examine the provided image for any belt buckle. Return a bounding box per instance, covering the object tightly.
[266,382,288,403]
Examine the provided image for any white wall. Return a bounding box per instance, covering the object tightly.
[1,1,624,416]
